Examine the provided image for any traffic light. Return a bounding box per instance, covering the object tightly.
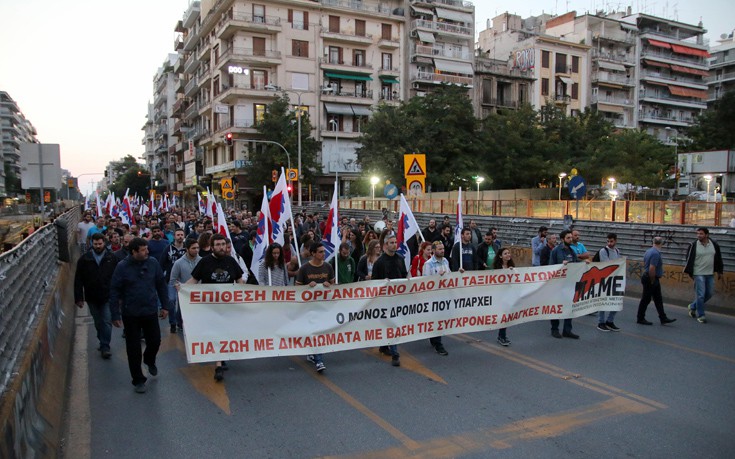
[272,170,278,182]
[225,132,233,146]
[287,184,293,194]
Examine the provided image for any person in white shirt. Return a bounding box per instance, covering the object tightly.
[422,241,450,356]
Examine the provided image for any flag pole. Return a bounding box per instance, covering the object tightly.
[335,173,339,285]
[282,167,302,268]
[263,185,272,286]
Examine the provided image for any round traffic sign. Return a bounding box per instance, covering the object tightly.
[384,184,398,200]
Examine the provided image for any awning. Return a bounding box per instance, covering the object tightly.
[557,76,574,86]
[324,72,373,81]
[670,44,710,58]
[417,30,435,43]
[667,85,708,99]
[597,103,625,114]
[379,75,399,84]
[598,82,624,89]
[435,7,473,24]
[597,61,626,72]
[670,64,709,76]
[647,38,671,49]
[644,59,670,69]
[324,103,354,116]
[433,58,473,75]
[620,22,638,31]
[411,5,433,16]
[351,105,372,116]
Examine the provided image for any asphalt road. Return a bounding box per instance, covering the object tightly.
[65,297,735,459]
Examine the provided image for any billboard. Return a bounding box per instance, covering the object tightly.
[19,143,62,190]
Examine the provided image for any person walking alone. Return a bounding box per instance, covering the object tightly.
[683,227,724,323]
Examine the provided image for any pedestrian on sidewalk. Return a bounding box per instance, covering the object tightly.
[74,233,119,359]
[637,237,677,326]
[109,237,170,393]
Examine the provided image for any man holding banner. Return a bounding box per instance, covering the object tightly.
[372,234,408,366]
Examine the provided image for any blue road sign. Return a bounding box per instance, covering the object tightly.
[384,184,398,200]
[568,176,586,199]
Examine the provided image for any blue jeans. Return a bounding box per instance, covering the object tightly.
[167,286,178,325]
[598,311,617,324]
[87,301,112,351]
[691,275,715,318]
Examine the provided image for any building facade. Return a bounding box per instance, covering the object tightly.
[707,30,735,105]
[472,54,534,119]
[0,91,38,197]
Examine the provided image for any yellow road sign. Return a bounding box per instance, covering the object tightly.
[220,178,233,190]
[404,154,426,194]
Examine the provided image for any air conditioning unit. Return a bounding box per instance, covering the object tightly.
[412,83,421,89]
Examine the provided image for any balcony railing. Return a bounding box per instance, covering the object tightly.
[706,70,735,83]
[319,57,372,70]
[414,72,473,86]
[321,30,374,42]
[224,11,280,27]
[185,77,199,96]
[322,0,392,15]
[593,71,634,85]
[220,47,282,62]
[640,70,706,87]
[325,89,374,99]
[482,98,519,108]
[641,48,706,67]
[592,95,634,106]
[638,110,695,124]
[413,44,472,60]
[411,19,472,37]
[640,91,707,106]
[553,94,572,104]
[591,49,635,65]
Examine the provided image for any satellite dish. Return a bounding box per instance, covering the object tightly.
[374,220,386,233]
[721,33,729,39]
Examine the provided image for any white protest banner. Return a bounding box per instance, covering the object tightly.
[179,260,625,363]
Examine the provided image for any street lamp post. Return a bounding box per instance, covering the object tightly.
[329,119,338,196]
[703,174,712,202]
[370,176,379,210]
[475,176,484,213]
[558,172,567,200]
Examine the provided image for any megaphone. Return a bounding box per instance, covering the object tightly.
[373,220,386,233]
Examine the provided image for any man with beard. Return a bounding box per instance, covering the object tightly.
[421,219,440,243]
[187,233,245,381]
[161,228,187,333]
[74,233,119,359]
[109,238,170,393]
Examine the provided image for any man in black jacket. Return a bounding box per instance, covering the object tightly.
[74,233,119,359]
[110,237,170,393]
[372,234,408,367]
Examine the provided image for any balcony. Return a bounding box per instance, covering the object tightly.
[320,57,373,73]
[706,70,735,84]
[431,0,475,9]
[641,48,707,68]
[593,30,635,45]
[413,71,473,86]
[377,65,400,77]
[591,49,635,66]
[413,44,472,61]
[553,94,571,104]
[217,83,275,104]
[185,77,199,97]
[216,117,260,133]
[174,36,183,51]
[411,19,472,38]
[184,53,200,74]
[321,89,375,104]
[640,70,707,89]
[216,12,281,39]
[709,53,735,68]
[172,98,187,115]
[592,71,635,86]
[218,47,282,68]
[481,98,519,109]
[378,36,400,49]
[638,110,696,126]
[182,2,200,28]
[639,91,707,109]
[184,102,199,120]
[321,30,374,46]
[591,95,634,106]
[320,127,363,140]
[183,27,199,52]
[322,0,392,16]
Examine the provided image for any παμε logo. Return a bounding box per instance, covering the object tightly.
[573,265,624,303]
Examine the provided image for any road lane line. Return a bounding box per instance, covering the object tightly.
[325,397,655,459]
[361,349,448,384]
[179,364,231,415]
[292,357,421,451]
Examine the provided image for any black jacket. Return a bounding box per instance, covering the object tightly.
[74,249,119,304]
[476,240,502,269]
[109,256,169,320]
[684,239,724,277]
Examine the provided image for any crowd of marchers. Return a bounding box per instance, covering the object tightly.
[74,208,724,394]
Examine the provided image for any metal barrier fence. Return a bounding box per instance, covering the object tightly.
[338,199,735,227]
[0,207,78,395]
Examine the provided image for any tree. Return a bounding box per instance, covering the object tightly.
[241,95,321,195]
[109,155,149,197]
[357,85,482,191]
[4,162,22,195]
[685,90,735,151]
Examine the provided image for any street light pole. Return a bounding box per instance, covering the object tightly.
[704,174,712,202]
[370,176,379,209]
[558,172,567,200]
[475,176,484,213]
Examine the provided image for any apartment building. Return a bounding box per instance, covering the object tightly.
[479,13,590,117]
[472,54,534,119]
[707,31,735,105]
[545,12,637,129]
[407,0,475,96]
[147,54,181,193]
[162,0,411,203]
[630,13,709,143]
[0,91,38,197]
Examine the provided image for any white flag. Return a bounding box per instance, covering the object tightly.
[396,194,423,273]
[250,187,270,275]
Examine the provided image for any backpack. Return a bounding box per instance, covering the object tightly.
[592,247,609,262]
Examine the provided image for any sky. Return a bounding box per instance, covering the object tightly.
[1,0,732,196]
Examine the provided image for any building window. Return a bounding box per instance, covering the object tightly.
[354,49,366,67]
[381,24,392,40]
[541,78,549,96]
[355,19,366,37]
[382,53,392,70]
[572,82,579,100]
[252,37,265,56]
[251,70,267,90]
[519,83,527,104]
[542,51,550,68]
[555,53,567,73]
[329,15,340,33]
[482,79,493,104]
[329,46,342,64]
[292,40,309,57]
[253,4,265,23]
[254,104,266,123]
[572,56,579,73]
[288,10,308,30]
